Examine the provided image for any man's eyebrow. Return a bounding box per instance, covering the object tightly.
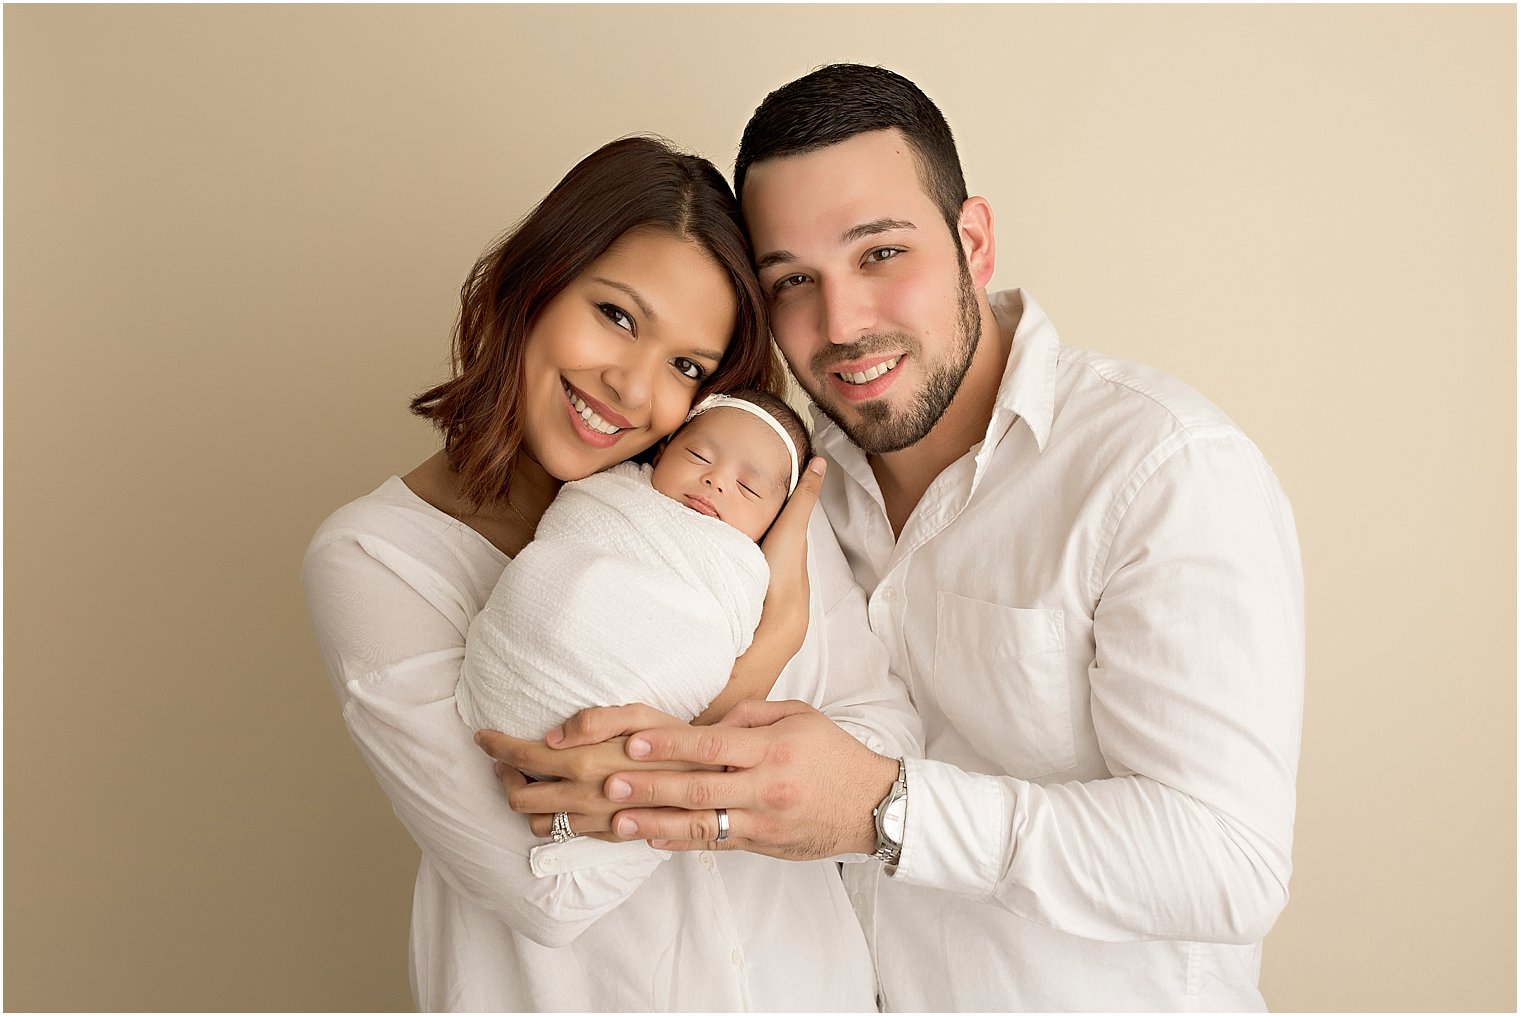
[590,277,656,322]
[755,218,918,275]
[754,249,797,274]
[841,217,916,244]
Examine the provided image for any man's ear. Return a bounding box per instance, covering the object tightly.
[957,196,996,289]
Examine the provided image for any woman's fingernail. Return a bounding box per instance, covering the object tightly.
[494,762,507,777]
[650,840,673,850]
[607,778,631,801]
[627,737,651,759]
[473,731,487,747]
[545,727,564,747]
[616,817,637,837]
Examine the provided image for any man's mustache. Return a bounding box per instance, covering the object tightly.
[809,333,917,376]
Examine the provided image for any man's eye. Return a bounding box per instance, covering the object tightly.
[598,303,634,333]
[672,357,706,381]
[864,247,904,264]
[772,274,809,294]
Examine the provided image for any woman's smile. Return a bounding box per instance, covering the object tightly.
[562,380,631,447]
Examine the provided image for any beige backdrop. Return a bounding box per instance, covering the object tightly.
[5,4,1514,1012]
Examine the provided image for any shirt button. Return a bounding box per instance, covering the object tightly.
[730,948,743,967]
[852,893,865,906]
[540,856,558,872]
[881,587,896,601]
[700,852,715,871]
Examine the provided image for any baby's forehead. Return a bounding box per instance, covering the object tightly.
[683,406,791,473]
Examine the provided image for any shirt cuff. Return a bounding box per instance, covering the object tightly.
[529,836,668,877]
[891,757,1010,899]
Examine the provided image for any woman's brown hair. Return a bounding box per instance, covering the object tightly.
[411,136,780,508]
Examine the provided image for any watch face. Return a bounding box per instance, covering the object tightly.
[882,797,907,844]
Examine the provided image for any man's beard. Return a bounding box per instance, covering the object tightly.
[804,253,982,456]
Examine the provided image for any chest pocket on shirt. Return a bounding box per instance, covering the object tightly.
[932,593,1076,778]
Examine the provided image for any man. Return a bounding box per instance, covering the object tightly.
[491,64,1304,1011]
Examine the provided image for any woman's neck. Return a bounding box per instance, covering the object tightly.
[402,450,562,557]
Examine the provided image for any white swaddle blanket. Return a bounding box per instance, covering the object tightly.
[458,461,770,738]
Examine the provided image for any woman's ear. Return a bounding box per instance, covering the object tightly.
[957,196,996,289]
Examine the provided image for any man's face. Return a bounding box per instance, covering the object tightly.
[743,129,981,455]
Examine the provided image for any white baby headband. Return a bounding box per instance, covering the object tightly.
[685,394,800,495]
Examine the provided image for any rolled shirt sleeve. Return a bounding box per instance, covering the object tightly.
[892,430,1303,945]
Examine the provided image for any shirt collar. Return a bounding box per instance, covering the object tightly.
[987,288,1058,453]
[811,288,1060,493]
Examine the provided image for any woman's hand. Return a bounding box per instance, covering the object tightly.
[691,456,826,725]
[474,704,709,838]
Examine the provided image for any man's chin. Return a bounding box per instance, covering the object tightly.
[816,396,928,456]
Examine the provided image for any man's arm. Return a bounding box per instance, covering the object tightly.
[597,432,1304,943]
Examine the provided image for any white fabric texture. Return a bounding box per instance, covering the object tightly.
[302,474,922,1012]
[456,461,768,739]
[832,290,1305,1012]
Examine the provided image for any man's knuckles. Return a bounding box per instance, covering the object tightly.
[758,779,800,812]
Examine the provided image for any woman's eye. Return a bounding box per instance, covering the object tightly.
[598,303,635,333]
[864,247,904,265]
[672,357,706,381]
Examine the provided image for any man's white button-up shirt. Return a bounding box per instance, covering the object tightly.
[834,290,1304,1012]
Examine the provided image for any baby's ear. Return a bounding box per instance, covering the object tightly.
[650,437,669,467]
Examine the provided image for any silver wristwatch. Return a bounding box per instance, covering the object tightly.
[872,757,908,866]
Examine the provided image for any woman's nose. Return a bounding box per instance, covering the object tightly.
[604,359,655,414]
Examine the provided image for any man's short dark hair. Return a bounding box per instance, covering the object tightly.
[734,64,969,235]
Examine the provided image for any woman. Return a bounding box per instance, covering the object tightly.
[302,137,914,1011]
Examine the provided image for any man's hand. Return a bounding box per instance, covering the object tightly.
[600,698,901,859]
[473,705,702,838]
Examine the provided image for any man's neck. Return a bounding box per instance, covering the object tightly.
[869,299,1017,538]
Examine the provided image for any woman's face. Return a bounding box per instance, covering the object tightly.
[520,226,738,482]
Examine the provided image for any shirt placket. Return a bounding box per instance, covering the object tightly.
[694,851,753,1011]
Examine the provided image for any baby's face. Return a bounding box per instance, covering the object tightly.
[650,407,791,542]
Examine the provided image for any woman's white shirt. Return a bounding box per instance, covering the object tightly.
[302,476,920,1012]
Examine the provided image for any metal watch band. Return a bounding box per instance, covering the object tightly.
[872,757,908,866]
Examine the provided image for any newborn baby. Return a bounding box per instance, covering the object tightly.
[456,390,811,743]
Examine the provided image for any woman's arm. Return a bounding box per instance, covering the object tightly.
[303,527,668,947]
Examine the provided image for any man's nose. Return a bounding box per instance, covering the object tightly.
[818,276,874,345]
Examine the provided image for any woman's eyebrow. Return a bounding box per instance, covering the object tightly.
[591,277,724,362]
[590,277,656,321]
